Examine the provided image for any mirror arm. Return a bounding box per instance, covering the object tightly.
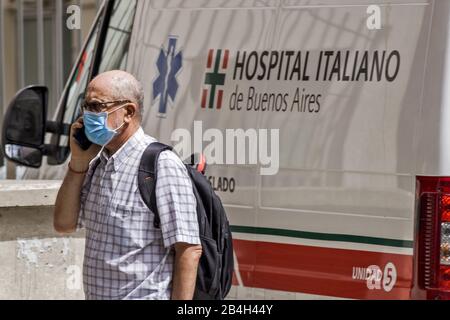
[46,121,71,136]
[42,144,58,157]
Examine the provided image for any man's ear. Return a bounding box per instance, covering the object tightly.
[124,103,137,123]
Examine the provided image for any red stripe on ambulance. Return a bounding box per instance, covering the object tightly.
[232,239,413,299]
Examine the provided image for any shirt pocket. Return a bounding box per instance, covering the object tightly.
[110,203,161,249]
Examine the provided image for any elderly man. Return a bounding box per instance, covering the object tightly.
[53,70,202,300]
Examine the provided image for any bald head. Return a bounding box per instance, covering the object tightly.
[86,70,144,121]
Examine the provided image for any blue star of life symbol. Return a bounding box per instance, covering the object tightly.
[153,36,183,115]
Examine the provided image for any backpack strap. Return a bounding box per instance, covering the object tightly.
[138,142,173,229]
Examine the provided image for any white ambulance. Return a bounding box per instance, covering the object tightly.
[3,0,450,299]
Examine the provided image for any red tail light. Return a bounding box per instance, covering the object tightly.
[413,176,450,299]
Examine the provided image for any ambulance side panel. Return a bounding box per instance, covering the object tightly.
[126,0,434,299]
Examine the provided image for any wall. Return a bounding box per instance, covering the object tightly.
[0,181,85,299]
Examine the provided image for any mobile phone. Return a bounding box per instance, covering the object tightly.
[73,126,93,151]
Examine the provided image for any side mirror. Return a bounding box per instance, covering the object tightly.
[2,86,48,168]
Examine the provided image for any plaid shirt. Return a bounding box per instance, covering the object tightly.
[77,128,200,300]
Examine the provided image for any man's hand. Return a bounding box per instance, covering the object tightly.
[53,118,101,234]
[171,242,202,300]
[70,117,101,172]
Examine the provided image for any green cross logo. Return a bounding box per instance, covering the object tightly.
[202,49,229,109]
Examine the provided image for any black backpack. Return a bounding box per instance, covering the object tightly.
[137,142,234,300]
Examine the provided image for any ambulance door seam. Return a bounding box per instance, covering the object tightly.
[413,0,435,175]
[255,0,282,216]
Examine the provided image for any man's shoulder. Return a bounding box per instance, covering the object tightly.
[139,133,186,172]
[157,149,185,170]
[141,132,157,147]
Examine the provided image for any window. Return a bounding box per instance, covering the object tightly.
[97,0,137,73]
[55,0,137,163]
[62,23,99,126]
[61,0,137,126]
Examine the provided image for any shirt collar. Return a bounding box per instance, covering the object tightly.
[99,127,145,171]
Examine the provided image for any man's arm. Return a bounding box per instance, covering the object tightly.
[54,168,86,234]
[171,242,203,300]
[53,118,101,234]
[155,151,202,300]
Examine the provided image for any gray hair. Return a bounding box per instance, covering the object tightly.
[109,74,144,122]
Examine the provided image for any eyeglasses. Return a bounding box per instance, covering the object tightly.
[81,99,131,113]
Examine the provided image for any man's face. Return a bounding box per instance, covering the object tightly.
[84,84,126,132]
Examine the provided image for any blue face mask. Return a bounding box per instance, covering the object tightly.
[83,105,126,146]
